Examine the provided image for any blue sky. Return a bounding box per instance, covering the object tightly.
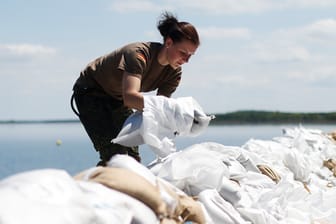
[1,0,336,120]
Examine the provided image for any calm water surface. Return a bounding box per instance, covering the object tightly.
[0,123,334,179]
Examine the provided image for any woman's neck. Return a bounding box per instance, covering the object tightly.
[157,45,169,66]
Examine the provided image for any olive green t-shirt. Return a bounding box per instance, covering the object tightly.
[74,42,182,100]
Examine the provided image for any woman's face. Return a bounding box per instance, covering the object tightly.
[165,38,198,69]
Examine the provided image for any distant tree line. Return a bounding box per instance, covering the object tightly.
[0,119,79,124]
[210,110,336,125]
[1,110,336,125]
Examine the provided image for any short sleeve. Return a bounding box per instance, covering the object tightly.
[118,48,148,77]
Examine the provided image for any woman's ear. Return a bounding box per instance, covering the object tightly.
[165,37,173,48]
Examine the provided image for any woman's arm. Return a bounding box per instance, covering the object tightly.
[122,71,144,111]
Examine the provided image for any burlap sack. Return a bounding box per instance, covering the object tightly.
[328,131,336,141]
[74,167,206,224]
[74,167,167,217]
[157,179,206,224]
[257,164,281,184]
[160,218,179,224]
[178,195,206,224]
[323,159,336,177]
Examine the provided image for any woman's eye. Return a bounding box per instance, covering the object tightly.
[179,50,188,57]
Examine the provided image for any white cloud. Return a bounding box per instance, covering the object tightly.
[286,63,336,84]
[183,16,336,94]
[0,44,56,57]
[109,0,336,14]
[166,0,336,14]
[290,0,336,8]
[303,18,336,42]
[251,44,311,63]
[166,0,275,14]
[199,27,251,39]
[109,0,171,13]
[270,18,336,45]
[240,18,336,65]
[216,73,270,87]
[109,0,275,14]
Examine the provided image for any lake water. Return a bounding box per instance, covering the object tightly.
[0,123,335,180]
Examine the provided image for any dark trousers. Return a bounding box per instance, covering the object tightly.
[71,89,140,166]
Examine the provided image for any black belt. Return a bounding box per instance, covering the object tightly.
[71,84,125,117]
[72,84,107,96]
[70,93,80,117]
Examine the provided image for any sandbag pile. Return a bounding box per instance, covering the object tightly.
[0,126,336,224]
[149,126,336,224]
[74,155,207,224]
[0,154,208,224]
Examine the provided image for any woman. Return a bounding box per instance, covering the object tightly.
[71,12,200,166]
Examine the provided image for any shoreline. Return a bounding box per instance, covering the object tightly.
[1,110,336,125]
[212,110,336,125]
[1,120,336,126]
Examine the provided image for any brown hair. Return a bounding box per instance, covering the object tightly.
[157,12,200,46]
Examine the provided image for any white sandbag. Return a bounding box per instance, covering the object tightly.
[108,155,181,194]
[0,169,95,224]
[226,158,248,180]
[142,95,212,137]
[156,175,187,196]
[156,144,228,196]
[107,154,157,185]
[282,207,311,224]
[237,207,280,224]
[198,189,250,224]
[189,142,257,180]
[234,171,277,210]
[219,176,242,206]
[243,139,290,167]
[110,111,144,146]
[240,171,276,189]
[107,154,183,217]
[283,149,311,183]
[194,142,242,158]
[148,159,164,176]
[236,152,260,173]
[278,185,336,224]
[112,95,213,158]
[189,101,215,137]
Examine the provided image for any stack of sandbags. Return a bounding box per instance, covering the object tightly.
[75,155,208,224]
[0,156,208,224]
[149,126,336,224]
[1,126,335,224]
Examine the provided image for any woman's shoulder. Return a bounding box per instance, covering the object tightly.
[121,42,162,51]
[117,42,163,63]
